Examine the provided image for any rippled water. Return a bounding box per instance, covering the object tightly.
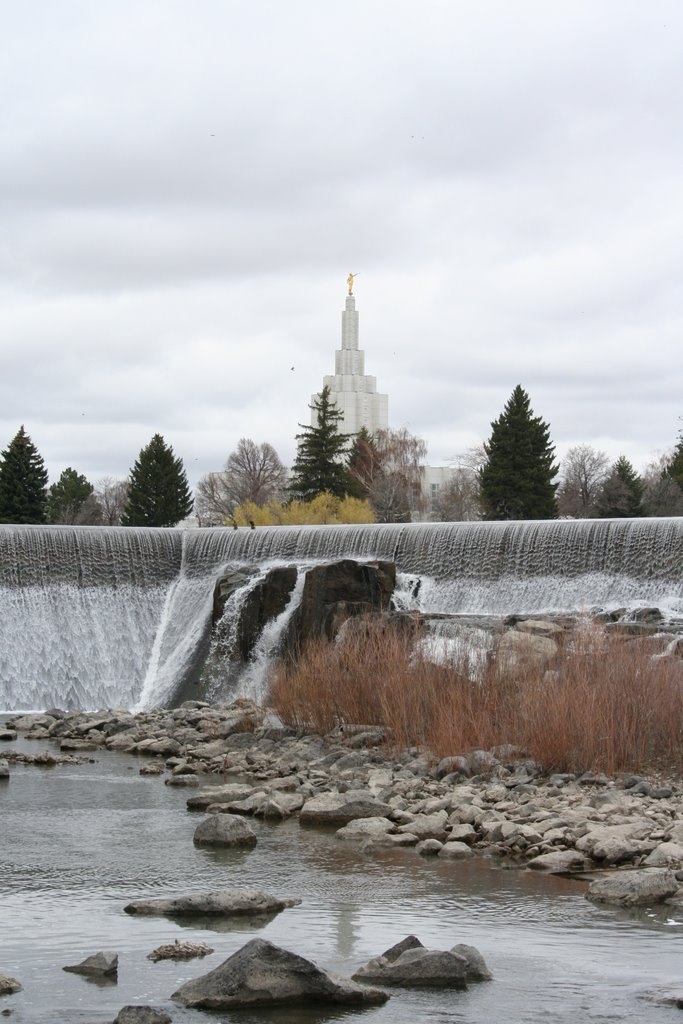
[2,737,683,1023]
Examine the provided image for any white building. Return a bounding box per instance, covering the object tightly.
[312,284,388,436]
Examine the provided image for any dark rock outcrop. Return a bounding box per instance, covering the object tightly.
[286,560,395,652]
[171,938,389,1009]
[234,567,298,658]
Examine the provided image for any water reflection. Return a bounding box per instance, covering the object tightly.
[2,741,683,1023]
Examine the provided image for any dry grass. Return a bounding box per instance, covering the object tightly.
[267,618,683,776]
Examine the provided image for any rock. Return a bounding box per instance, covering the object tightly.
[63,951,118,976]
[586,869,680,906]
[497,630,557,675]
[286,560,396,652]
[300,790,392,826]
[0,730,17,742]
[186,784,255,810]
[148,940,214,961]
[125,888,300,917]
[139,762,165,776]
[417,839,443,855]
[451,943,493,982]
[644,842,683,867]
[527,850,587,872]
[171,938,389,1009]
[434,755,470,779]
[353,935,489,988]
[438,841,474,859]
[113,1008,172,1024]
[397,811,448,841]
[0,975,22,995]
[233,567,298,658]
[192,814,257,848]
[0,761,8,779]
[335,817,396,841]
[165,774,199,787]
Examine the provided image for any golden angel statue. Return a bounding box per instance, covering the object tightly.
[347,272,357,295]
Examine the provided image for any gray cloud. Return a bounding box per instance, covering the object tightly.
[2,0,682,492]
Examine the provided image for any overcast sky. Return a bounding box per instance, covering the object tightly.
[3,0,682,491]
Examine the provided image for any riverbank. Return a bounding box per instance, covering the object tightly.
[6,701,683,888]
[4,704,683,1022]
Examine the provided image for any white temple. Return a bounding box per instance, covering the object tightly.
[312,277,388,436]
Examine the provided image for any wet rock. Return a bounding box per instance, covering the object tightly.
[63,951,118,976]
[125,887,299,917]
[586,869,680,906]
[353,935,491,988]
[171,938,389,1009]
[164,774,199,787]
[113,1008,172,1024]
[0,761,8,780]
[192,814,257,848]
[286,559,395,651]
[417,839,443,856]
[0,975,22,995]
[0,730,17,742]
[233,566,298,658]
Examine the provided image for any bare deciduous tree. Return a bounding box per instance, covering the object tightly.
[348,427,427,523]
[225,438,287,507]
[94,477,130,526]
[557,444,610,518]
[194,472,232,526]
[642,452,683,516]
[195,440,287,525]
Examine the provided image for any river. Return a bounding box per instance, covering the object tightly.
[2,735,683,1022]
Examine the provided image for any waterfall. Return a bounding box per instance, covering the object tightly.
[1,517,682,712]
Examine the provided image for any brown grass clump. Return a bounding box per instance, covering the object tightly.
[267,618,683,776]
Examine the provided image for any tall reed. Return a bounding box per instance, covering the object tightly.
[267,618,683,775]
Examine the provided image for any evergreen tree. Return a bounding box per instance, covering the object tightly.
[596,455,645,518]
[479,385,559,520]
[122,434,193,527]
[0,425,49,524]
[665,433,683,490]
[47,467,100,524]
[345,427,378,500]
[289,386,351,501]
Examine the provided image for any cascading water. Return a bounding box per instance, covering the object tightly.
[1,517,682,712]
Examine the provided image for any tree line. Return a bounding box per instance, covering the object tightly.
[1,383,682,527]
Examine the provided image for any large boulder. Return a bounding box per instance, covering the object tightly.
[193,814,257,848]
[586,869,680,906]
[286,560,395,651]
[497,629,557,675]
[171,938,389,1009]
[124,888,300,916]
[352,935,491,988]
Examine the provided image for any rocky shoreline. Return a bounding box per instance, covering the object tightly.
[5,700,683,904]
[5,699,683,1016]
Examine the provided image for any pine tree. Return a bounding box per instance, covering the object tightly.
[666,433,683,490]
[47,467,100,524]
[596,455,645,518]
[0,426,49,524]
[122,434,193,527]
[289,386,351,501]
[479,385,559,520]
